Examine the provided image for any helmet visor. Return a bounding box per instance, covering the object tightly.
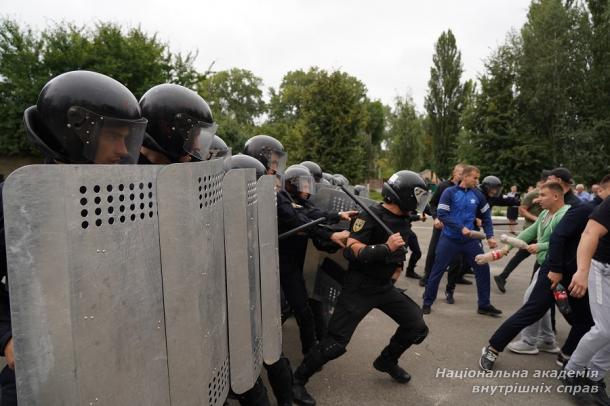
[264,150,287,174]
[184,122,216,161]
[414,186,431,213]
[286,175,316,196]
[68,106,147,164]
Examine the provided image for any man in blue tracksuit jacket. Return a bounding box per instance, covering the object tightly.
[422,165,502,317]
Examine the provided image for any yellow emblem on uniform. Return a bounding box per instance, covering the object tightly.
[352,218,366,232]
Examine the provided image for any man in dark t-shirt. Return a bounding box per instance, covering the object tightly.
[562,195,610,404]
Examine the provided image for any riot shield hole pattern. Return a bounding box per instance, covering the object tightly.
[198,174,223,210]
[79,182,156,228]
[247,181,257,206]
[331,196,355,213]
[207,357,230,406]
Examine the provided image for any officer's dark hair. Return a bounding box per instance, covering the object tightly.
[461,165,480,177]
[540,181,564,196]
[600,174,610,186]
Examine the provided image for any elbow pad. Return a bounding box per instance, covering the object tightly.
[344,244,391,264]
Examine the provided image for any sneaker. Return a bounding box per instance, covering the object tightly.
[422,304,431,315]
[418,278,427,287]
[477,305,502,317]
[479,346,498,371]
[507,340,539,355]
[445,291,455,304]
[455,277,473,285]
[556,352,570,367]
[537,341,561,354]
[494,275,506,293]
[405,270,422,280]
[588,379,610,406]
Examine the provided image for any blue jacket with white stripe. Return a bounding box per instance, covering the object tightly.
[437,185,494,242]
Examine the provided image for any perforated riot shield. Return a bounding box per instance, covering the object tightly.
[256,175,282,365]
[3,165,170,405]
[223,169,263,394]
[157,160,229,406]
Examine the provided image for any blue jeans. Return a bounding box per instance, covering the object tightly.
[423,236,491,307]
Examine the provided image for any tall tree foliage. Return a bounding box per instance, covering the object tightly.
[386,96,425,172]
[197,68,266,151]
[264,68,379,182]
[424,29,468,178]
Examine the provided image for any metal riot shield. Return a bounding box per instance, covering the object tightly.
[256,175,282,365]
[157,160,229,406]
[3,164,170,405]
[223,169,263,394]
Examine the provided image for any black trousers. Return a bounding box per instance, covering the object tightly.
[0,367,16,406]
[328,285,427,349]
[238,355,294,405]
[279,255,315,355]
[423,227,442,281]
[406,230,422,272]
[488,266,593,354]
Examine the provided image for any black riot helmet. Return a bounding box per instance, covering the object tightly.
[333,174,349,187]
[354,185,367,196]
[300,161,323,182]
[382,170,430,214]
[24,70,147,164]
[228,154,266,179]
[208,135,230,160]
[243,135,287,174]
[140,84,216,162]
[481,175,503,197]
[283,164,316,198]
[322,172,335,185]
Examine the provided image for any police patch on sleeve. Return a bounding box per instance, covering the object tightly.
[352,218,366,232]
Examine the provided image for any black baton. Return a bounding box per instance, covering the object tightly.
[339,185,407,255]
[278,217,327,240]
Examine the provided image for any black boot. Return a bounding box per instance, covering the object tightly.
[292,346,325,406]
[265,356,293,405]
[373,342,411,384]
[292,382,316,406]
[405,267,422,279]
[236,377,272,406]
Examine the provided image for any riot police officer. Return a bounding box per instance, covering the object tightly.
[208,135,231,160]
[276,164,354,356]
[300,161,323,183]
[243,135,287,176]
[2,70,149,406]
[138,84,216,164]
[292,171,430,406]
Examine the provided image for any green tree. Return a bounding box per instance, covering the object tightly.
[386,96,425,172]
[424,29,468,178]
[265,68,374,182]
[197,68,266,151]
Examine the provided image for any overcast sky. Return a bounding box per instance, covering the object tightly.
[3,0,532,110]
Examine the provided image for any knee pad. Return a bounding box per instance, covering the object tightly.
[320,338,346,361]
[412,325,429,345]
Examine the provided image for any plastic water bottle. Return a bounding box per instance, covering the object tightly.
[554,283,572,316]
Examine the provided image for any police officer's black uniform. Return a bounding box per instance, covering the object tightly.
[292,171,430,406]
[277,183,341,356]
